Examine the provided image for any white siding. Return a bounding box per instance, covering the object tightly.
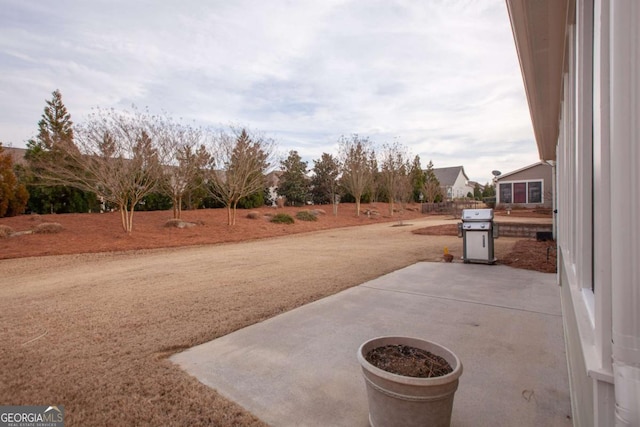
[557,0,639,424]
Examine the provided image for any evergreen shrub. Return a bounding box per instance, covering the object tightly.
[296,210,317,221]
[270,213,294,224]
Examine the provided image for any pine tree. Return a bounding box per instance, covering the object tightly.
[423,160,442,203]
[409,155,425,202]
[30,89,74,152]
[482,183,496,198]
[277,150,310,206]
[311,153,340,208]
[25,89,96,213]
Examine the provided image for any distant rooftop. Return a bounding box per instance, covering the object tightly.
[1,146,27,166]
[432,165,469,186]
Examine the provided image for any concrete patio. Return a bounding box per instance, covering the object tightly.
[171,262,572,426]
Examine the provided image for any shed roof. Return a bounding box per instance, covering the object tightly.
[496,161,549,181]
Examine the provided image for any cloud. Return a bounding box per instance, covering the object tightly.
[0,0,538,183]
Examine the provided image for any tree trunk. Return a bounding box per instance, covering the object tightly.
[119,203,134,234]
[226,205,233,226]
[172,195,179,219]
[119,205,127,233]
[232,202,238,225]
[127,201,135,233]
[389,199,394,216]
[355,197,361,217]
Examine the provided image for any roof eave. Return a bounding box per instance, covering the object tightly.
[505,0,571,161]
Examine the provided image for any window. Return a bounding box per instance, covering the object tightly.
[528,182,542,203]
[499,181,543,204]
[500,183,512,203]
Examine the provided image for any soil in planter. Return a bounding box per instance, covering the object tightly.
[365,345,453,378]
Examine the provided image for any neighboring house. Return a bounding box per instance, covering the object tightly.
[264,170,282,206]
[432,166,474,200]
[495,162,552,209]
[507,1,639,425]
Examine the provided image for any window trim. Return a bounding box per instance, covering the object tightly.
[497,179,545,205]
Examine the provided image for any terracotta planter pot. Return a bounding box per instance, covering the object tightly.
[443,254,454,263]
[357,336,463,427]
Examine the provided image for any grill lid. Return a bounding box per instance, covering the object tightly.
[461,208,494,222]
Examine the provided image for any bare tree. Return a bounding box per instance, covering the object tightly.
[339,134,375,217]
[30,107,169,233]
[379,141,411,216]
[205,127,275,225]
[157,122,210,219]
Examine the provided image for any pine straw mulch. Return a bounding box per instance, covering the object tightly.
[0,203,424,260]
[365,345,453,378]
[499,239,557,274]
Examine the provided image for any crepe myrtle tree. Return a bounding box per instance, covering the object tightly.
[30,107,170,233]
[204,127,275,225]
[379,141,411,216]
[156,121,211,219]
[339,134,376,217]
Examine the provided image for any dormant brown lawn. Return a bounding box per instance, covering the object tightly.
[0,204,522,426]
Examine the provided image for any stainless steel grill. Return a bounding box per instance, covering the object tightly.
[458,208,498,264]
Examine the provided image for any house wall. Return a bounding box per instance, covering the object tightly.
[450,173,472,199]
[559,256,595,427]
[496,163,553,208]
[554,0,637,425]
[507,0,640,422]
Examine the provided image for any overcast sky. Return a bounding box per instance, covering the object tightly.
[0,0,537,184]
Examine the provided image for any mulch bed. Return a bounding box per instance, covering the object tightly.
[412,224,557,273]
[500,239,557,273]
[0,203,425,260]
